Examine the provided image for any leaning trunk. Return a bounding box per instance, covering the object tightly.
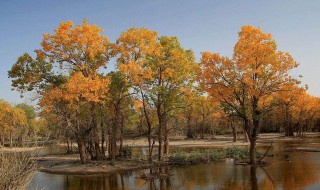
[141,89,153,163]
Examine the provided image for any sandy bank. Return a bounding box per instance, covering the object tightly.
[38,155,171,175]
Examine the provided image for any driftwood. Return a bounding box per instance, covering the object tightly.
[258,141,273,163]
[235,162,248,165]
[235,160,270,166]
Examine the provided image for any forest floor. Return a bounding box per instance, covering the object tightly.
[1,132,319,175]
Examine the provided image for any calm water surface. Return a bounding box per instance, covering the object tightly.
[29,138,320,190]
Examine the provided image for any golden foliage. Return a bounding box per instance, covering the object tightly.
[40,72,110,112]
[37,19,110,76]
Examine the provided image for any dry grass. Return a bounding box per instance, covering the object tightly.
[0,151,37,190]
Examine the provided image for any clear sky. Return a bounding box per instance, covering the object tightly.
[1,0,320,104]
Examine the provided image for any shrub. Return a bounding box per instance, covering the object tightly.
[0,152,37,190]
[169,152,187,165]
[169,147,249,165]
[226,146,249,159]
[186,151,204,164]
[204,149,225,160]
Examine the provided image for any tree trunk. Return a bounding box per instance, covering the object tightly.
[157,68,164,161]
[93,128,102,160]
[249,137,256,165]
[186,116,193,139]
[248,97,260,165]
[243,129,248,142]
[77,135,86,164]
[110,119,117,161]
[66,129,71,153]
[1,129,4,146]
[201,124,204,139]
[101,122,106,158]
[287,113,294,136]
[284,105,294,136]
[91,104,102,160]
[201,114,205,139]
[140,89,153,163]
[9,130,13,148]
[164,116,169,156]
[157,118,163,161]
[18,135,23,146]
[119,115,124,153]
[106,127,110,157]
[231,120,237,142]
[65,118,72,153]
[232,126,237,142]
[243,116,257,165]
[156,105,163,161]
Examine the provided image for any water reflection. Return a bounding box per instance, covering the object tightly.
[30,139,320,190]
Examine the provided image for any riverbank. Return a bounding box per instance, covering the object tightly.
[37,146,249,175]
[2,132,320,175]
[38,155,171,175]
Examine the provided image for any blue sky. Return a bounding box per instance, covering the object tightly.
[1,0,320,104]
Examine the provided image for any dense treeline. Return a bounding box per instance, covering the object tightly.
[7,19,320,165]
[0,100,46,147]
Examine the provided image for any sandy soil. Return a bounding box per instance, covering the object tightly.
[122,132,319,148]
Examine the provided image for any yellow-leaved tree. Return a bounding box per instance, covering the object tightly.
[9,19,111,163]
[198,26,299,165]
[115,27,197,161]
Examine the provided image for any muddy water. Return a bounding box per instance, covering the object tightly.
[29,138,320,190]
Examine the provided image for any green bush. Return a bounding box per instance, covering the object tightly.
[204,149,225,160]
[169,147,249,165]
[187,151,204,164]
[169,152,187,164]
[226,146,249,159]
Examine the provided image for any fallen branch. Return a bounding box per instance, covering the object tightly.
[258,141,273,163]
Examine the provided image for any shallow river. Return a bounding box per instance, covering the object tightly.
[29,138,320,190]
